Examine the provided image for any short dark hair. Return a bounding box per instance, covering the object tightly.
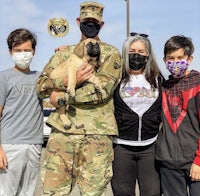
[7,28,37,50]
[164,35,194,58]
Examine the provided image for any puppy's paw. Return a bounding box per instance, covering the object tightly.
[67,88,75,97]
[64,122,72,129]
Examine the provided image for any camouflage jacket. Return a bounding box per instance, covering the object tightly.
[36,41,122,135]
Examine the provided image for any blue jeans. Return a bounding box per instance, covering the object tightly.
[160,166,200,196]
[111,143,161,196]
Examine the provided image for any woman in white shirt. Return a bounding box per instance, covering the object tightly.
[111,33,164,196]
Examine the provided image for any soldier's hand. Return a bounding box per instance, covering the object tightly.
[190,163,200,181]
[0,146,7,170]
[76,63,93,86]
[50,91,60,108]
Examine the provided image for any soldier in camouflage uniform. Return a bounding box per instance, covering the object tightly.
[36,1,122,195]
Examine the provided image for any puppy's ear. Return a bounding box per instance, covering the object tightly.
[74,42,85,58]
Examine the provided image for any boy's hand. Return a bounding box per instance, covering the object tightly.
[190,163,200,181]
[0,147,7,170]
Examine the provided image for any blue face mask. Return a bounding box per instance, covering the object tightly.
[80,22,101,38]
[166,60,189,77]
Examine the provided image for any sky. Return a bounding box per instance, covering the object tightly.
[0,0,200,78]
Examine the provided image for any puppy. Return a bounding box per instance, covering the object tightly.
[50,38,103,129]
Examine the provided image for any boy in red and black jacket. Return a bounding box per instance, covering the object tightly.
[156,35,200,196]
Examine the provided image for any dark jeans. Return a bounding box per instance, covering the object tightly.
[111,143,161,196]
[160,166,200,196]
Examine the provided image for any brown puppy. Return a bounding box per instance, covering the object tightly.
[50,38,103,128]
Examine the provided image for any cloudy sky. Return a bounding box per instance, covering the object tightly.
[0,0,199,78]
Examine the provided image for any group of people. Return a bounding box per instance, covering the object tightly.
[0,1,199,196]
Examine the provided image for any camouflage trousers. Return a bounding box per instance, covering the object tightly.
[41,129,114,196]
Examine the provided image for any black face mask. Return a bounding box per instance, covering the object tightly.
[80,22,101,38]
[129,53,148,71]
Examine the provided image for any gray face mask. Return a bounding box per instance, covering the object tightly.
[12,52,33,69]
[129,53,148,71]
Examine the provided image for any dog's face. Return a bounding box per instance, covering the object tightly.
[74,38,100,63]
[86,41,100,58]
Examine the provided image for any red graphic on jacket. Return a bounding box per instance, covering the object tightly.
[162,74,200,133]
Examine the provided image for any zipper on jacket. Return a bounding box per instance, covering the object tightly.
[174,135,179,169]
[138,115,143,141]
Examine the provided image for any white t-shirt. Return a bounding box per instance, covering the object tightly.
[120,74,158,117]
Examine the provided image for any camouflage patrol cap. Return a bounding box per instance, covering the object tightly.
[80,1,104,22]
